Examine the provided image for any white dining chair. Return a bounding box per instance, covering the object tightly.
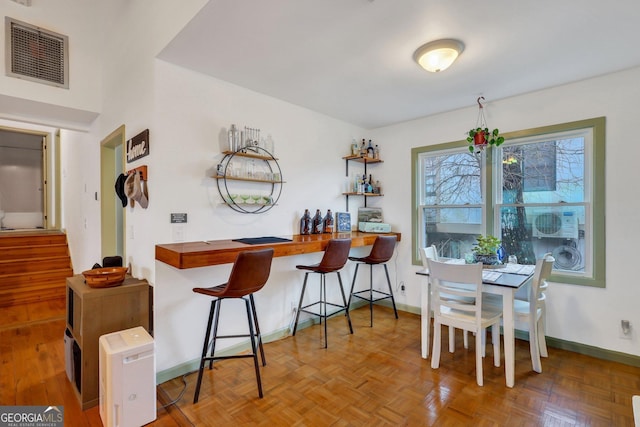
[427,259,502,386]
[484,253,554,373]
[420,245,469,352]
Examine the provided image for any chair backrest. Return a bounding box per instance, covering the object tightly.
[223,248,275,297]
[427,258,483,324]
[367,235,397,263]
[529,253,554,316]
[420,244,439,268]
[316,238,352,272]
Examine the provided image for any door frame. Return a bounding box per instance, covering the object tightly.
[0,125,50,230]
[100,125,126,259]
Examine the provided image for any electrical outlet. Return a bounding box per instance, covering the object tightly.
[620,319,632,339]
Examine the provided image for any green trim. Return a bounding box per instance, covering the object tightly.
[411,117,606,288]
[514,330,640,368]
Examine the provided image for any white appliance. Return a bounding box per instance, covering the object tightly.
[64,328,74,382]
[532,211,578,239]
[99,326,156,427]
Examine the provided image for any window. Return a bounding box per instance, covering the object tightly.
[412,117,605,287]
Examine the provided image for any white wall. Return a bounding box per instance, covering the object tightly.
[373,66,640,357]
[2,0,638,379]
[0,0,103,115]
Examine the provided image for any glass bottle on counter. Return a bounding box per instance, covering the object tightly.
[312,209,324,234]
[300,209,312,235]
[323,210,334,234]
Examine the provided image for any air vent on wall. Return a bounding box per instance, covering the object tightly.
[5,17,68,88]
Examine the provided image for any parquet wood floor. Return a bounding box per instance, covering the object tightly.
[2,299,639,426]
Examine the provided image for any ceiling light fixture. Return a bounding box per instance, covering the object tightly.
[413,39,464,73]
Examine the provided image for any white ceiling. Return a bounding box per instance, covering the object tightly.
[157,0,640,129]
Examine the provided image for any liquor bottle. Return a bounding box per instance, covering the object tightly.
[368,174,374,193]
[323,209,334,234]
[360,139,367,157]
[312,209,323,234]
[351,139,359,156]
[376,180,382,195]
[374,144,380,159]
[367,140,375,158]
[300,209,311,235]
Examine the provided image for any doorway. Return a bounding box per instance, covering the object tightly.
[100,125,126,259]
[0,128,48,230]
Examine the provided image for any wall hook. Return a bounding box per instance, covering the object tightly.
[477,96,485,109]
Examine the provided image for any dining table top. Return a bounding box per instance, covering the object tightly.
[416,261,535,288]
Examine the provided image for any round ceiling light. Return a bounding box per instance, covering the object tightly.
[413,39,465,73]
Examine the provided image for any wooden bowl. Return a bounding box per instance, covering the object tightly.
[82,267,128,288]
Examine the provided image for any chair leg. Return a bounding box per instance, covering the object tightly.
[538,312,548,358]
[530,320,542,373]
[368,264,374,326]
[292,273,309,336]
[194,300,216,404]
[449,327,456,353]
[491,323,501,368]
[322,274,328,348]
[475,328,484,386]
[431,321,442,369]
[209,299,222,369]
[347,263,360,312]
[383,264,398,319]
[244,298,263,398]
[336,271,353,334]
[249,294,266,366]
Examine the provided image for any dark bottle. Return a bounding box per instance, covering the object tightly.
[312,209,323,234]
[367,140,375,158]
[368,174,375,193]
[323,209,334,234]
[300,209,312,235]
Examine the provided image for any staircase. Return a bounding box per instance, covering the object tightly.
[0,231,73,307]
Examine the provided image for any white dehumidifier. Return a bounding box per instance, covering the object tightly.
[99,326,156,427]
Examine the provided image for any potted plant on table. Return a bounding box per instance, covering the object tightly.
[472,234,502,265]
[467,128,504,153]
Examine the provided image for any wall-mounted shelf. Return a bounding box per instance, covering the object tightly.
[342,155,383,211]
[215,147,283,214]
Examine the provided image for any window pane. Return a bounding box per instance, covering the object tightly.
[501,138,585,204]
[499,205,586,272]
[422,151,481,205]
[424,206,482,259]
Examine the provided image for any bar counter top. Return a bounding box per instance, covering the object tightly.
[155,231,401,269]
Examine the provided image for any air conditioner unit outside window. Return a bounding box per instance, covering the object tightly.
[532,211,578,239]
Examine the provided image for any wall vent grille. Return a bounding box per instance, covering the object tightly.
[5,17,68,88]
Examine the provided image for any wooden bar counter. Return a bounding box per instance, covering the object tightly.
[155,231,401,269]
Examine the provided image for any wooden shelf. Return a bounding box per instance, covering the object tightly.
[222,150,278,160]
[214,175,284,184]
[342,192,383,196]
[342,155,383,164]
[66,275,150,410]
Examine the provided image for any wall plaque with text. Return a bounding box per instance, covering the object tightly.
[126,129,150,163]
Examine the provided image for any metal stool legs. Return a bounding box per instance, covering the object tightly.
[292,271,353,348]
[348,262,398,326]
[193,295,265,403]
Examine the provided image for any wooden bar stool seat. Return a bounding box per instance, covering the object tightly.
[192,248,274,403]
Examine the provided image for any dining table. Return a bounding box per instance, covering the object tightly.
[416,261,535,388]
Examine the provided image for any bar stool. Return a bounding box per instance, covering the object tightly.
[347,235,398,326]
[292,238,353,348]
[192,248,274,403]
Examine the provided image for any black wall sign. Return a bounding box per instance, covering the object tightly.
[126,129,150,163]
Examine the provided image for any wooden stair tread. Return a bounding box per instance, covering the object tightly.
[0,231,73,308]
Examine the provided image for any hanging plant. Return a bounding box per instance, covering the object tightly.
[467,127,504,153]
[466,97,505,153]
